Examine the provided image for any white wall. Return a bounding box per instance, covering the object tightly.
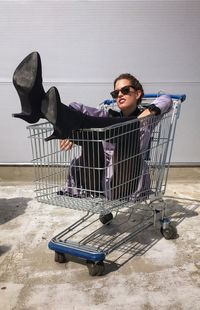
[0,1,199,164]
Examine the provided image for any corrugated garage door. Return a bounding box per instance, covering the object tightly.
[0,1,199,163]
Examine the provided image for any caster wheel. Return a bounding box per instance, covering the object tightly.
[54,251,67,263]
[87,261,105,276]
[99,212,113,225]
[161,223,177,240]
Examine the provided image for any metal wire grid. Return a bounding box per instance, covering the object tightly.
[49,201,162,258]
[28,100,179,214]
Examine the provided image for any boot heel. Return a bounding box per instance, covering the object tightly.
[12,112,40,124]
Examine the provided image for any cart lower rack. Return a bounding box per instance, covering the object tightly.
[28,94,185,276]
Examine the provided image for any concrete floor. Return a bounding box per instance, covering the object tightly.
[0,168,200,310]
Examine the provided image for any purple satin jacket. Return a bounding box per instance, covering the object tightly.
[64,95,172,200]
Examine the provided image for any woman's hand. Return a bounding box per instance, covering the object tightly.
[138,109,155,119]
[59,139,73,151]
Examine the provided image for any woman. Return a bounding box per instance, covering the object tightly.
[13,52,172,200]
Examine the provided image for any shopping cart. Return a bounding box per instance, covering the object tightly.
[27,93,186,276]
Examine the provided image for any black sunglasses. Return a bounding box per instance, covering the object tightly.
[110,85,135,99]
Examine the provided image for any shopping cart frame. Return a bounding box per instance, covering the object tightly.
[27,94,186,276]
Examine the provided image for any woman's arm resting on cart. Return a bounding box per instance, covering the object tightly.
[140,94,172,119]
[138,94,173,118]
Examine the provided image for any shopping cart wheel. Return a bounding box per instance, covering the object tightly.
[160,223,177,240]
[99,212,113,225]
[87,261,105,276]
[54,251,67,263]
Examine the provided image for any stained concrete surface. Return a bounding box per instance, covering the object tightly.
[0,170,200,310]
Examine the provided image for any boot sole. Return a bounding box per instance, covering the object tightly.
[13,52,39,93]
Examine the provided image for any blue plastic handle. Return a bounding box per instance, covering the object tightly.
[102,99,116,105]
[103,94,186,105]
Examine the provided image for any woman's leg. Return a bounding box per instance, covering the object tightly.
[71,141,105,197]
[43,87,138,141]
[12,52,137,139]
[109,122,142,200]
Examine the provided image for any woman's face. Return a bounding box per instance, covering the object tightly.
[114,79,142,116]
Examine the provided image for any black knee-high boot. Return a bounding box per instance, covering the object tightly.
[12,51,46,123]
[41,87,85,141]
[42,86,138,141]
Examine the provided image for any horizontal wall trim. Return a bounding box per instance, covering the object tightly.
[0,80,200,85]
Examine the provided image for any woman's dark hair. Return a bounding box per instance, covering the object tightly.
[114,73,144,104]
